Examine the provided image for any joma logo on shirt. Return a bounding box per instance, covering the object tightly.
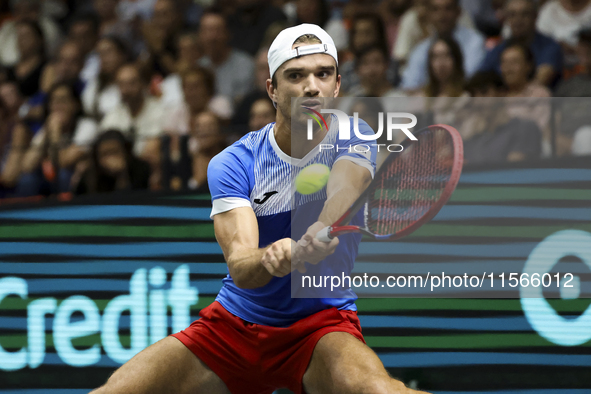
[254,191,278,204]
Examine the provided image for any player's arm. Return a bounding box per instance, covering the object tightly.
[319,159,372,225]
[213,206,297,289]
[296,159,372,265]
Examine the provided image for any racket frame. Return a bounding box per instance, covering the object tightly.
[316,124,464,242]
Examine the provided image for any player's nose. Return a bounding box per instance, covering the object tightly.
[302,74,320,96]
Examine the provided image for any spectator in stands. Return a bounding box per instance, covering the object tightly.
[160,110,227,191]
[0,80,24,133]
[294,0,330,28]
[231,46,269,135]
[556,28,591,96]
[460,0,503,37]
[175,31,201,75]
[0,0,10,24]
[118,0,159,22]
[0,81,28,192]
[20,40,85,134]
[394,0,476,67]
[340,13,395,95]
[162,67,227,135]
[350,44,404,97]
[0,122,30,195]
[248,97,275,131]
[199,9,255,104]
[75,129,151,195]
[479,0,562,87]
[501,42,551,97]
[462,71,541,163]
[465,70,504,97]
[159,31,209,110]
[92,0,129,38]
[379,0,412,57]
[18,81,99,196]
[188,111,226,190]
[100,63,164,159]
[415,37,469,135]
[158,66,233,188]
[0,0,62,67]
[90,0,143,57]
[423,37,466,97]
[68,13,100,84]
[46,41,85,91]
[401,0,485,92]
[555,28,591,156]
[537,0,591,60]
[454,71,502,138]
[227,0,287,56]
[500,42,551,155]
[393,0,430,66]
[5,20,46,97]
[81,36,127,120]
[462,102,542,164]
[140,0,182,78]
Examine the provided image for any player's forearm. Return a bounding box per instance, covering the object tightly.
[318,167,371,225]
[318,184,365,225]
[227,247,274,289]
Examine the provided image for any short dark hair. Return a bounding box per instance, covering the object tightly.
[293,34,322,46]
[431,0,460,7]
[15,20,45,57]
[181,66,216,98]
[355,44,389,70]
[68,12,100,35]
[99,35,132,61]
[579,27,591,45]
[465,71,503,96]
[45,80,83,121]
[199,7,227,29]
[349,12,387,53]
[118,62,150,84]
[502,39,535,80]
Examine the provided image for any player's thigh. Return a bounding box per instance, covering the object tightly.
[90,336,231,394]
[302,331,410,394]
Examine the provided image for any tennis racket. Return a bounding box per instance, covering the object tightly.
[315,124,463,242]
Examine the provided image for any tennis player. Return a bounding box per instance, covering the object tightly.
[91,24,429,394]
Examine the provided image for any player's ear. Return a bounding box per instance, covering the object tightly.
[334,74,341,97]
[266,78,277,104]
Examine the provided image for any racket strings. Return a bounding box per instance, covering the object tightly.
[367,127,454,236]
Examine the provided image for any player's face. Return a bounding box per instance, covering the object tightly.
[270,50,340,126]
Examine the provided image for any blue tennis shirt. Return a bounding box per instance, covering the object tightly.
[208,115,376,327]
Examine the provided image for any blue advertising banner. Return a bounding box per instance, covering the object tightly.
[1,158,590,393]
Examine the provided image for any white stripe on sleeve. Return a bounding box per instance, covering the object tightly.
[211,197,252,218]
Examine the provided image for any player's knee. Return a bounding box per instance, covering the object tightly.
[88,386,106,394]
[90,374,126,394]
[360,376,407,394]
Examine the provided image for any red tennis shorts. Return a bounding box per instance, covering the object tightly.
[171,301,365,394]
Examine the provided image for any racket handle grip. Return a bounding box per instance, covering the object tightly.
[316,226,333,243]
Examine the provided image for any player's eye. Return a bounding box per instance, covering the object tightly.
[288,73,301,80]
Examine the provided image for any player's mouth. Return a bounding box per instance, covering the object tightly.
[301,99,321,110]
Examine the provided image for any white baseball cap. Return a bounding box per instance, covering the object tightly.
[268,23,338,79]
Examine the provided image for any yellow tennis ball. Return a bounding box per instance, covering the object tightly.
[295,164,330,195]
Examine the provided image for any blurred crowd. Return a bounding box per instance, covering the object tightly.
[0,0,590,199]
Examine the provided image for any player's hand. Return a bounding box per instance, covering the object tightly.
[294,221,339,272]
[261,238,302,277]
